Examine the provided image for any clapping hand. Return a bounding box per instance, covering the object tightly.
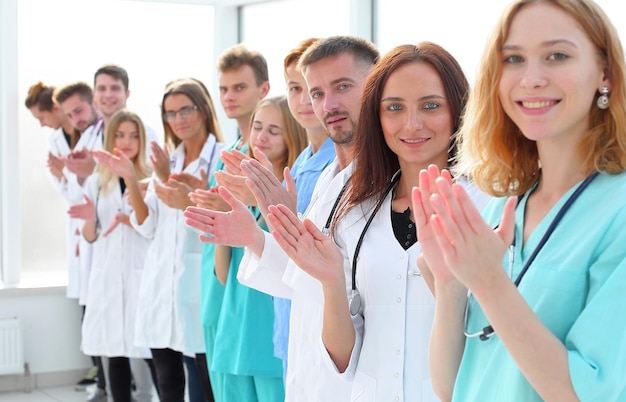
[149,141,171,182]
[184,186,259,246]
[154,177,193,210]
[67,195,96,222]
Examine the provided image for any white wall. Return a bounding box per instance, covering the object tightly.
[0,286,89,390]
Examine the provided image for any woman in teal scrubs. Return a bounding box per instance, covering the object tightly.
[413,1,626,401]
[211,96,307,402]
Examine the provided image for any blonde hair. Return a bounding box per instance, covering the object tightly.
[248,96,308,174]
[456,0,626,196]
[99,109,151,195]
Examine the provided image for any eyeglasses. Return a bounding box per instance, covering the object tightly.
[463,243,514,341]
[163,105,198,122]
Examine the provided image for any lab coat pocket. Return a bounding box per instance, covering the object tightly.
[351,369,376,401]
[181,252,202,302]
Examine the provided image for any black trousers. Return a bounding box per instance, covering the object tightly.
[82,307,106,392]
[108,357,132,402]
[194,353,215,402]
[108,357,159,402]
[151,348,185,402]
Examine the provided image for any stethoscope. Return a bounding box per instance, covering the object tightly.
[464,171,599,341]
[323,170,402,316]
[169,135,218,176]
[83,118,104,151]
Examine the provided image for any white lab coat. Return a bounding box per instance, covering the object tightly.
[47,128,81,300]
[77,120,158,305]
[74,119,105,306]
[328,192,436,402]
[131,135,223,355]
[64,120,104,204]
[322,178,491,402]
[237,159,353,402]
[48,128,74,201]
[80,175,152,358]
[49,119,104,302]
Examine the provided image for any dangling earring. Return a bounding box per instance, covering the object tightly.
[597,86,610,110]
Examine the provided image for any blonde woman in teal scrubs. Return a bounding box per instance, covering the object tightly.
[209,96,307,402]
[413,1,626,401]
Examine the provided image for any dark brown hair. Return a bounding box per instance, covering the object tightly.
[94,64,129,91]
[298,35,379,75]
[53,82,93,105]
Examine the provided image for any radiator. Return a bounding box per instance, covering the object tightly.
[0,317,24,375]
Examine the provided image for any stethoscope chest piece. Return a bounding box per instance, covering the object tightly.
[347,170,402,318]
[350,290,361,316]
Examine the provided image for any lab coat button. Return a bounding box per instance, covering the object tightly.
[396,297,402,303]
[396,274,402,280]
[394,372,399,378]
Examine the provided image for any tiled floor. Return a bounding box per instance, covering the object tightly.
[0,385,92,402]
[0,384,162,402]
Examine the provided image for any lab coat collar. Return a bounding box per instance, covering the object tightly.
[170,134,218,174]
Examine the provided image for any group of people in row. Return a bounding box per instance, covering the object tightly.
[25,0,626,401]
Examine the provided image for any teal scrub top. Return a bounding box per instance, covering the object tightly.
[453,172,626,401]
[200,140,248,333]
[211,212,283,378]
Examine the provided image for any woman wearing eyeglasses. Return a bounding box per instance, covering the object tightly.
[413,1,626,401]
[125,78,225,402]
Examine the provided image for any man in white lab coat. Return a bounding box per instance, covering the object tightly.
[184,35,380,402]
[53,82,104,400]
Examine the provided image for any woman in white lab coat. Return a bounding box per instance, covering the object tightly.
[68,109,153,402]
[129,78,224,402]
[25,82,83,300]
[266,43,490,402]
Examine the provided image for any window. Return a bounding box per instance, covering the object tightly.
[376,0,503,84]
[16,0,214,283]
[8,0,626,286]
[241,0,351,97]
[376,0,626,84]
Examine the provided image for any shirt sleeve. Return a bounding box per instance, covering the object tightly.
[130,187,158,239]
[567,206,626,401]
[237,231,294,299]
